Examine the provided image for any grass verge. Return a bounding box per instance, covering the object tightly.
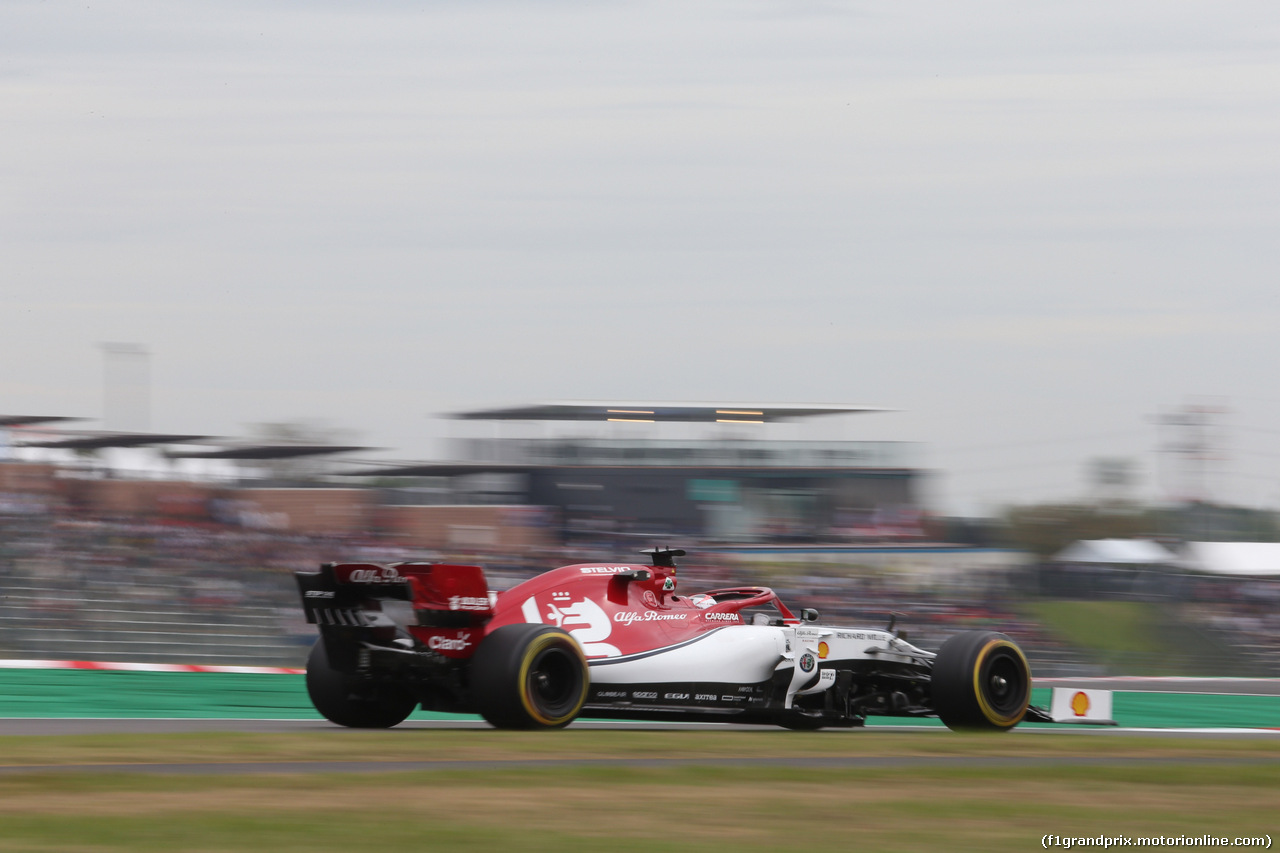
[4,729,1280,766]
[0,731,1276,852]
[0,762,1276,852]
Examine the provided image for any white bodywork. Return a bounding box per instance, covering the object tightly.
[583,622,935,709]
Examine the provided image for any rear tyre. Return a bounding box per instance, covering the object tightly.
[470,624,589,729]
[305,638,417,728]
[931,631,1031,731]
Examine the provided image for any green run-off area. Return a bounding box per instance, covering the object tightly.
[1,669,1276,728]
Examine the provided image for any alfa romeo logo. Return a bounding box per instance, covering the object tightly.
[799,653,816,673]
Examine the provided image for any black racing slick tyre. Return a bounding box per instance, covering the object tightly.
[470,624,589,729]
[930,631,1031,731]
[305,639,417,729]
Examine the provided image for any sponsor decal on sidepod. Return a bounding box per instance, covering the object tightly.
[614,611,688,625]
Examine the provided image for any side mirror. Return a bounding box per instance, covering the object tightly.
[800,608,820,623]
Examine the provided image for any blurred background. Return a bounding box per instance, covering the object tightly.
[2,397,1277,678]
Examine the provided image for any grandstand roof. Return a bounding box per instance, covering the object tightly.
[337,462,539,477]
[166,444,371,460]
[0,415,84,428]
[448,401,885,423]
[16,431,211,450]
[338,461,911,478]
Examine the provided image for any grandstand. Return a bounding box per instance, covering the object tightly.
[2,408,1276,676]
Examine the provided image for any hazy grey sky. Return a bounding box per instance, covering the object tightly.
[3,1,1278,514]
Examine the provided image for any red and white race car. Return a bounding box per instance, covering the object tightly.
[296,548,1046,731]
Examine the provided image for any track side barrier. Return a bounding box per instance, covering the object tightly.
[1,662,1278,726]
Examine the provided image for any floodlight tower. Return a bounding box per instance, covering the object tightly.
[1158,400,1227,503]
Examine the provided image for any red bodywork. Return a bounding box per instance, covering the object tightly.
[329,560,798,661]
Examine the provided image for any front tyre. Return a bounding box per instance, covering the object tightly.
[931,631,1031,731]
[305,639,417,728]
[470,624,589,729]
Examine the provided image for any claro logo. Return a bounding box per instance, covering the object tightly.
[428,632,471,651]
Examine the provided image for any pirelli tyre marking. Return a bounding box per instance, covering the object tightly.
[972,637,1031,726]
[518,630,590,727]
[470,624,590,729]
[931,630,1032,731]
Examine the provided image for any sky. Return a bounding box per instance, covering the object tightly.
[3,1,1279,515]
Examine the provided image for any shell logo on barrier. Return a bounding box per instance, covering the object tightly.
[817,642,829,659]
[1049,687,1115,725]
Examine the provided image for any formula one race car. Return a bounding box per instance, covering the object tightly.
[296,549,1048,731]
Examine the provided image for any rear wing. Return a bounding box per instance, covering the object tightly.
[296,561,494,628]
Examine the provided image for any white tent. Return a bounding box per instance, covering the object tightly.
[1177,542,1280,578]
[1052,539,1177,565]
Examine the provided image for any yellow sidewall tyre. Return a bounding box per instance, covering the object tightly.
[931,631,1031,731]
[471,624,589,729]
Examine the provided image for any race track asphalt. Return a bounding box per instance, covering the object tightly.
[2,715,1278,739]
[1,675,1277,776]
